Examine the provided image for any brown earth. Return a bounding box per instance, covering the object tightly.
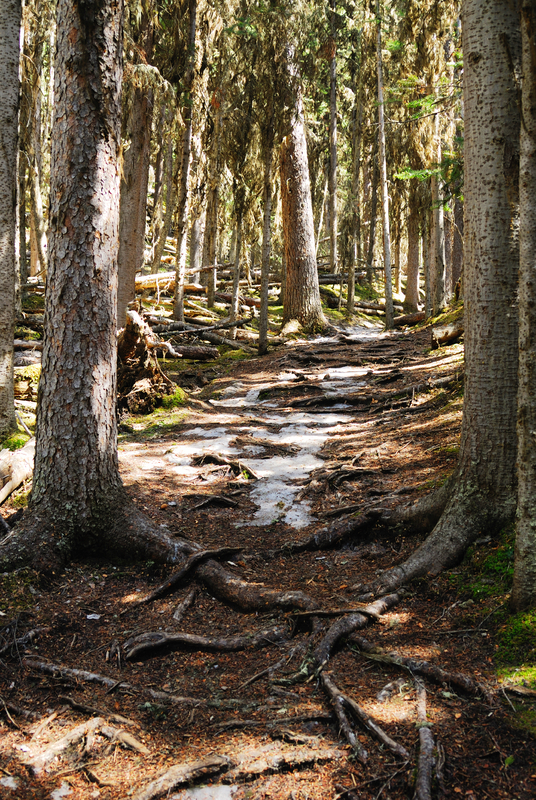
[1,323,535,800]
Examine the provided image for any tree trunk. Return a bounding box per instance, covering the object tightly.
[280,48,326,332]
[452,193,463,290]
[0,0,21,439]
[173,0,197,322]
[376,2,393,329]
[347,31,363,316]
[1,0,184,576]
[189,209,205,283]
[431,113,447,313]
[372,0,521,595]
[117,82,153,325]
[366,137,379,286]
[404,188,420,312]
[512,0,536,611]
[328,6,338,275]
[151,136,177,274]
[258,138,274,356]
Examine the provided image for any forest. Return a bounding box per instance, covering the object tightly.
[1,0,536,798]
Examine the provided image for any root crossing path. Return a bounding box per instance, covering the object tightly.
[2,323,534,800]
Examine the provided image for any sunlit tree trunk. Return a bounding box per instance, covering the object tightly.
[376,1,393,328]
[117,13,154,324]
[373,0,521,594]
[280,49,325,331]
[258,128,274,356]
[328,3,338,275]
[513,0,536,611]
[366,136,379,286]
[173,0,197,321]
[0,0,21,439]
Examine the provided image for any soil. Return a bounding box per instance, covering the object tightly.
[1,322,535,800]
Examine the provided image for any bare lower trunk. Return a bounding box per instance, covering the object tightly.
[0,0,21,438]
[377,3,393,328]
[512,1,536,611]
[117,85,153,325]
[328,9,338,275]
[189,210,205,283]
[404,190,420,312]
[371,0,520,595]
[258,142,273,356]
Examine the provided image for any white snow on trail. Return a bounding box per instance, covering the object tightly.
[120,324,384,529]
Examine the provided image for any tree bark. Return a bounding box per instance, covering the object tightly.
[512,0,536,611]
[404,187,420,312]
[328,6,338,275]
[371,0,521,594]
[0,0,21,439]
[173,0,197,322]
[117,12,155,324]
[0,0,186,576]
[117,79,153,325]
[431,112,447,313]
[376,2,393,328]
[258,134,274,356]
[280,48,326,332]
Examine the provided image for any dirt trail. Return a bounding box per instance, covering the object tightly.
[1,323,534,800]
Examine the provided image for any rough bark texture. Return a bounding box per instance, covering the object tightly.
[258,139,273,356]
[0,0,20,439]
[280,50,326,332]
[376,5,393,328]
[0,0,186,576]
[328,8,338,275]
[371,0,521,595]
[117,82,153,325]
[404,188,420,312]
[512,1,536,611]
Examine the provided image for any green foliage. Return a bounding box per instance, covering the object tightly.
[450,525,515,601]
[1,432,31,451]
[0,569,39,614]
[496,609,536,665]
[161,386,188,409]
[22,293,45,312]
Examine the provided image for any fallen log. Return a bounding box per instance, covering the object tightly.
[215,291,261,309]
[0,438,35,505]
[431,319,464,349]
[13,339,43,350]
[134,272,206,294]
[393,311,425,327]
[148,318,255,354]
[154,343,218,360]
[149,315,249,334]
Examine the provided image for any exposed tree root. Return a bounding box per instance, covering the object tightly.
[132,755,231,800]
[349,633,492,701]
[123,623,293,662]
[320,672,368,763]
[413,678,434,800]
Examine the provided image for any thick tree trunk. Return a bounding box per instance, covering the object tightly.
[281,49,326,332]
[512,1,536,611]
[0,0,186,576]
[0,0,21,439]
[404,188,420,312]
[371,0,521,595]
[189,209,205,283]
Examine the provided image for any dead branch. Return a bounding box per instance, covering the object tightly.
[0,626,50,657]
[172,586,198,622]
[414,678,434,800]
[149,315,250,334]
[58,695,136,727]
[26,716,104,773]
[320,672,368,763]
[342,693,409,759]
[132,755,231,800]
[123,623,292,662]
[147,317,255,353]
[100,724,150,755]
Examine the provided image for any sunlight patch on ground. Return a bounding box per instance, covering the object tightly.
[171,786,238,799]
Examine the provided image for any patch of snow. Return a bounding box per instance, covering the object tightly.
[50,782,72,800]
[171,785,238,800]
[0,777,19,790]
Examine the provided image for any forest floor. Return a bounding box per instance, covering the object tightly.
[1,317,536,800]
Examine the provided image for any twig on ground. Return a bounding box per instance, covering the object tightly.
[414,677,434,800]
